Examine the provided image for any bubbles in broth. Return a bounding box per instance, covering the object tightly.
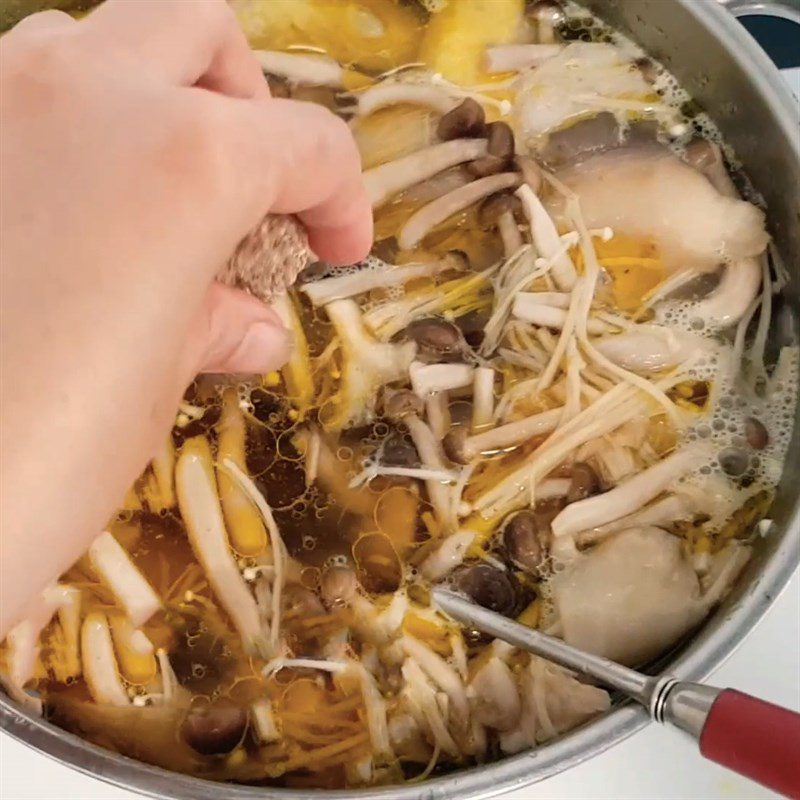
[2,0,796,790]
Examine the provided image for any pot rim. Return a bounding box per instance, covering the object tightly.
[2,2,799,799]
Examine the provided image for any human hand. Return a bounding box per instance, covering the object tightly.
[0,0,372,634]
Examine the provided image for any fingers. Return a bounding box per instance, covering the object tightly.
[7,8,76,35]
[180,283,291,381]
[216,96,373,265]
[79,0,267,99]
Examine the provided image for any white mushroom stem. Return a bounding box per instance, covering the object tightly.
[402,636,470,728]
[512,295,610,334]
[688,258,762,328]
[348,662,393,757]
[457,407,563,462]
[82,612,130,706]
[497,211,524,258]
[471,367,495,431]
[302,258,450,306]
[365,138,488,208]
[88,531,161,627]
[252,699,281,744]
[349,465,458,487]
[53,585,82,680]
[399,172,521,250]
[253,50,343,87]
[401,658,460,757]
[516,184,577,290]
[596,327,705,373]
[576,492,698,548]
[420,529,478,581]
[353,82,459,116]
[263,658,348,677]
[472,382,654,516]
[219,458,286,652]
[405,414,453,530]
[514,291,571,309]
[5,584,77,689]
[485,43,563,73]
[175,437,265,656]
[552,445,709,539]
[426,392,451,440]
[410,361,475,398]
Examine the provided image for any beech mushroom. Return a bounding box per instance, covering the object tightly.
[526,0,566,44]
[512,294,610,333]
[404,318,467,363]
[365,139,489,208]
[398,172,520,250]
[454,564,522,617]
[479,192,525,258]
[410,361,475,398]
[551,445,708,539]
[443,406,563,464]
[502,510,549,573]
[320,565,359,608]
[437,98,487,141]
[516,184,577,291]
[468,122,516,178]
[302,257,452,307]
[353,82,459,117]
[182,700,249,756]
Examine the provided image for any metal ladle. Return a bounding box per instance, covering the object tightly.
[432,588,800,799]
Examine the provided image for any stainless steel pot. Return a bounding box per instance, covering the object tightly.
[2,1,799,798]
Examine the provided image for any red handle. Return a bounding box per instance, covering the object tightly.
[700,689,800,799]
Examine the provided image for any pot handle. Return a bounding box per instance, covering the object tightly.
[698,689,800,799]
[719,0,800,26]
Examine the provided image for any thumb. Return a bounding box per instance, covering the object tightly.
[180,282,292,380]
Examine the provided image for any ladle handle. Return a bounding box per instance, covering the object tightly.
[698,689,800,798]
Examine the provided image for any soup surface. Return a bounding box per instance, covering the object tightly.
[2,0,798,790]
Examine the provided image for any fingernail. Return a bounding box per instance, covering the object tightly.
[229,321,291,374]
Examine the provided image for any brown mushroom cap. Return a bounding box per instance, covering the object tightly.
[525,0,566,27]
[516,155,544,194]
[468,122,515,177]
[454,564,522,617]
[382,389,425,421]
[404,318,467,362]
[442,426,470,465]
[502,510,547,573]
[566,462,601,504]
[181,700,248,756]
[381,433,420,467]
[685,137,720,172]
[320,565,358,608]
[478,192,524,228]
[438,98,487,141]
